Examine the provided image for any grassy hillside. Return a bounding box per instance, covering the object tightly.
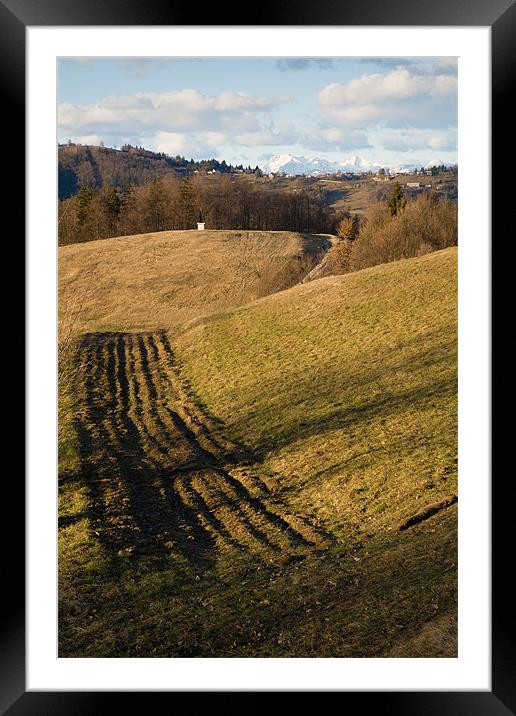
[59,229,329,336]
[174,247,457,541]
[59,246,457,658]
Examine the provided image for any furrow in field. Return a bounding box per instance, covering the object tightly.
[173,472,244,551]
[111,337,217,561]
[78,336,143,550]
[154,331,243,461]
[134,334,197,467]
[189,471,282,553]
[215,467,315,549]
[154,333,283,497]
[226,467,279,498]
[77,334,216,567]
[74,331,333,568]
[125,333,179,466]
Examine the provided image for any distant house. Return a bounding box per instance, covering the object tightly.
[197,222,205,230]
[406,182,421,188]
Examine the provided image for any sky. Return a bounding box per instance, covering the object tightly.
[57,57,458,169]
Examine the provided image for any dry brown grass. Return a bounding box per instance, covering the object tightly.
[387,612,458,657]
[58,229,329,336]
[315,178,391,216]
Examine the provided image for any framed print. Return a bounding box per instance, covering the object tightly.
[7,0,513,711]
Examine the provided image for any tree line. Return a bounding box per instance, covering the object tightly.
[58,143,262,200]
[58,174,344,245]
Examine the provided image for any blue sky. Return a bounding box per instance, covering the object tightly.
[58,57,458,169]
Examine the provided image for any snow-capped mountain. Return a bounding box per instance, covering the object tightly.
[393,159,455,173]
[264,154,340,176]
[261,154,455,176]
[424,159,452,169]
[388,163,420,174]
[371,159,455,174]
[263,154,380,176]
[339,155,378,172]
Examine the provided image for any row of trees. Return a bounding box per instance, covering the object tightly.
[58,175,344,245]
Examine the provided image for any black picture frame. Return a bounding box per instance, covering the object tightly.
[10,0,512,711]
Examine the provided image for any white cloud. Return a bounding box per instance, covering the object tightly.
[433,57,458,73]
[233,127,297,146]
[150,125,295,156]
[380,127,457,152]
[213,90,289,112]
[69,134,105,145]
[319,67,457,128]
[320,68,455,106]
[58,62,458,163]
[359,57,458,76]
[203,132,227,147]
[152,131,214,157]
[302,127,370,151]
[99,94,154,110]
[58,88,292,137]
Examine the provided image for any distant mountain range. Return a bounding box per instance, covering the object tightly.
[261,154,455,177]
[58,143,456,202]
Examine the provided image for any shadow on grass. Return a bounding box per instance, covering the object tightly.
[67,331,329,572]
[59,327,457,658]
[249,375,457,462]
[74,332,218,571]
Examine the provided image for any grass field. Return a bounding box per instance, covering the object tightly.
[59,229,330,336]
[174,247,457,537]
[59,234,457,658]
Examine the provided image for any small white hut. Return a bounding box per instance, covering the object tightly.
[197,222,205,230]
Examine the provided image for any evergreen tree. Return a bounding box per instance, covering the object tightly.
[104,187,121,235]
[146,179,167,232]
[76,187,96,226]
[387,181,406,217]
[179,177,196,228]
[105,187,121,219]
